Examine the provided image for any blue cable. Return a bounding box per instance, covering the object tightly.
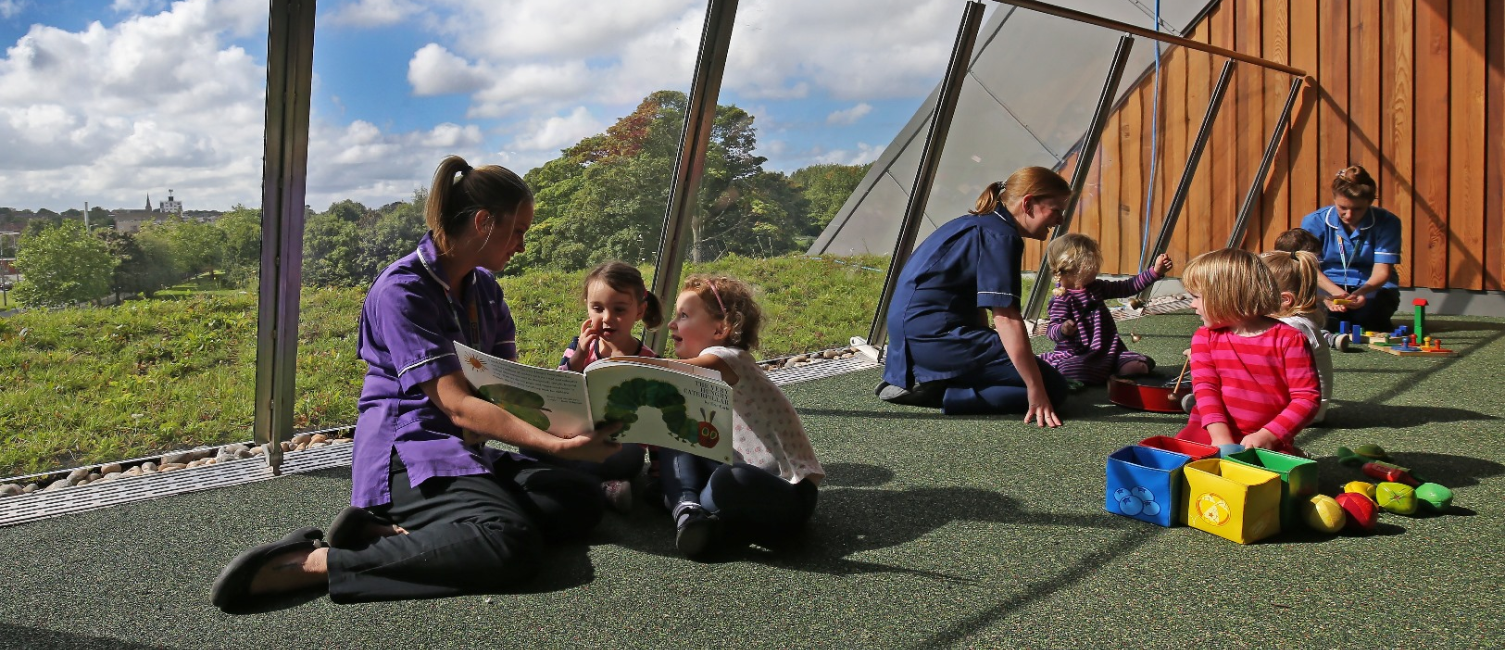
[1140,0,1162,269]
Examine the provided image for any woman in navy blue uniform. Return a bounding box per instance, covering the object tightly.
[1298,166,1403,333]
[877,166,1071,427]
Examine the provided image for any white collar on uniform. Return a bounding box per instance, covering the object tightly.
[1323,206,1375,235]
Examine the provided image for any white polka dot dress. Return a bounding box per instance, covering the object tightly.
[703,346,824,485]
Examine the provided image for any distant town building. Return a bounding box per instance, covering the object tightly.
[158,190,183,216]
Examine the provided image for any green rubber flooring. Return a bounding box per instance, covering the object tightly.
[2,314,1502,648]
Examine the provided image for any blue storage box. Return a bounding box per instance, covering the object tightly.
[1106,445,1194,527]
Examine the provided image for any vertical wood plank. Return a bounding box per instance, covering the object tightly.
[1233,0,1263,250]
[1187,19,1214,260]
[1487,0,1505,290]
[1414,0,1450,289]
[1349,0,1382,175]
[1287,0,1320,231]
[1448,0,1486,290]
[1101,111,1122,274]
[1211,3,1237,248]
[1317,0,1350,210]
[1167,44,1191,267]
[1260,0,1291,253]
[1120,86,1145,274]
[1380,0,1415,286]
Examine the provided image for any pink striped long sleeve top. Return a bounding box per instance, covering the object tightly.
[1176,322,1320,450]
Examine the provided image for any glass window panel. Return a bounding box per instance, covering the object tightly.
[1,2,268,479]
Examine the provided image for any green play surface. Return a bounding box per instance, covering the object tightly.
[2,314,1501,648]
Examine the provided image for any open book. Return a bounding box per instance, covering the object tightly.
[454,342,735,464]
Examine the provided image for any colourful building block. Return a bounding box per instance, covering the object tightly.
[1226,448,1319,530]
[1106,445,1194,527]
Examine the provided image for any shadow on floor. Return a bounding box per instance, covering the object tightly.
[0,623,166,649]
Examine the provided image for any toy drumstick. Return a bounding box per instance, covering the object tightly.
[1167,356,1192,401]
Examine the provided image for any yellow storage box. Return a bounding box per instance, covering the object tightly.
[1183,458,1283,544]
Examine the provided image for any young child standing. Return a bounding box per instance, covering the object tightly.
[547,262,663,512]
[659,274,824,558]
[1038,233,1173,383]
[1261,250,1334,424]
[1175,249,1320,454]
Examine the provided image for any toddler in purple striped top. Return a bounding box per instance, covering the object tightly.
[1037,234,1172,384]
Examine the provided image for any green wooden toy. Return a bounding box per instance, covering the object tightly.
[1414,483,1454,511]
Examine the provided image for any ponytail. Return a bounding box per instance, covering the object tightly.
[425,155,532,255]
[970,166,1072,216]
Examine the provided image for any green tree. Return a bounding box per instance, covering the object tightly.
[97,229,177,299]
[790,162,870,234]
[217,205,262,287]
[12,220,116,307]
[302,207,364,287]
[166,217,226,282]
[357,192,428,280]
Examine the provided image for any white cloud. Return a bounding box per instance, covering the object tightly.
[303,119,490,209]
[408,43,489,96]
[826,102,872,126]
[110,0,168,14]
[510,107,604,153]
[1,1,27,20]
[328,0,422,28]
[815,142,881,166]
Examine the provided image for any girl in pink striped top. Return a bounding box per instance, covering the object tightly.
[1175,249,1320,454]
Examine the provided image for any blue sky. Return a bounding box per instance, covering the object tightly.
[0,0,980,211]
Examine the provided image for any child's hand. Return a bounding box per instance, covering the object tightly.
[1241,430,1280,450]
[571,318,602,372]
[1060,320,1077,337]
[1153,254,1173,277]
[1205,423,1235,446]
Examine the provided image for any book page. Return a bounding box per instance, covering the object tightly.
[584,356,724,382]
[453,342,593,436]
[584,362,734,465]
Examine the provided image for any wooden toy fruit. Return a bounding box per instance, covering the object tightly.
[1335,492,1378,532]
[1301,494,1346,533]
[1414,483,1454,512]
[1362,462,1420,487]
[1353,444,1390,461]
[1343,481,1376,501]
[1375,481,1418,515]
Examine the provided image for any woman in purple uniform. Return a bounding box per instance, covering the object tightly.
[211,156,620,612]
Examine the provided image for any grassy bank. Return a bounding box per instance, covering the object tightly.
[0,254,894,476]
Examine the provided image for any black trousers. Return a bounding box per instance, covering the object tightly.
[326,453,603,603]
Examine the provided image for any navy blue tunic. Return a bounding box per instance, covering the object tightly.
[883,210,1024,388]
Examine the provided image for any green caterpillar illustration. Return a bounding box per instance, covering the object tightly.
[477,384,552,431]
[604,378,721,449]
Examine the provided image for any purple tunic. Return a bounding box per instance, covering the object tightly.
[351,232,517,508]
[1038,270,1158,383]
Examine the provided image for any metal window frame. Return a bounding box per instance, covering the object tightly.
[254,0,316,474]
[1018,35,1136,325]
[867,1,989,348]
[644,0,739,355]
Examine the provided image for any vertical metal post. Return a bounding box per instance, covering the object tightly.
[1135,59,1236,301]
[254,0,316,474]
[866,1,988,348]
[1226,75,1305,249]
[1019,35,1135,327]
[644,0,738,355]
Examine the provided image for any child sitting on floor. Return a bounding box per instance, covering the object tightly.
[1176,249,1320,454]
[658,274,824,558]
[1261,250,1334,424]
[1038,233,1173,383]
[1273,228,1349,352]
[545,262,662,512]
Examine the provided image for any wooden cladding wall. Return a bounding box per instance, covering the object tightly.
[1030,0,1504,291]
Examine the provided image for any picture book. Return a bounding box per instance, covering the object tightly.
[453,342,735,464]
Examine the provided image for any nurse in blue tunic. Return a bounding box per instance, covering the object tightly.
[1299,165,1403,333]
[877,166,1071,427]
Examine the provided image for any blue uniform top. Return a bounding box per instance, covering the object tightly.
[1299,205,1403,291]
[351,232,518,508]
[883,210,1023,388]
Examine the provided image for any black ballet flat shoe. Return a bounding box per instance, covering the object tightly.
[326,506,391,550]
[210,527,326,615]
